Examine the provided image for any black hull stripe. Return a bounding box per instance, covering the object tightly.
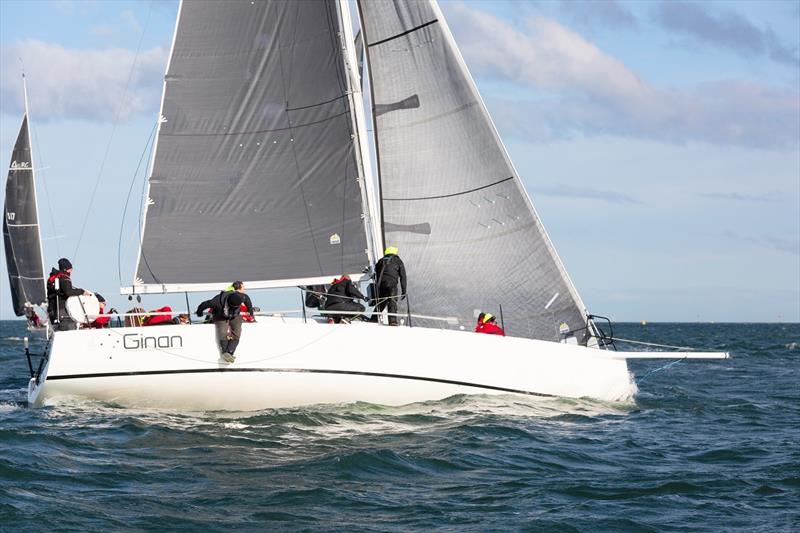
[45,368,554,398]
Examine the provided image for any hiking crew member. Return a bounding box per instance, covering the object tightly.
[196,281,254,363]
[90,294,112,328]
[475,312,505,336]
[323,275,366,322]
[374,246,407,326]
[46,258,91,331]
[143,306,174,326]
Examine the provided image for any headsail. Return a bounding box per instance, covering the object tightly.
[131,0,370,293]
[358,0,589,342]
[3,114,46,315]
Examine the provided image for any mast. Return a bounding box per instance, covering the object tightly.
[22,72,47,300]
[337,0,382,266]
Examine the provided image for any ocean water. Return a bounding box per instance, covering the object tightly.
[1,321,798,532]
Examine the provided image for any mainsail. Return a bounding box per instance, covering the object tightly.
[132,0,371,292]
[3,114,46,315]
[358,0,590,342]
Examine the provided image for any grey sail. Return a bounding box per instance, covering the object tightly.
[3,114,46,315]
[135,0,369,290]
[358,0,589,342]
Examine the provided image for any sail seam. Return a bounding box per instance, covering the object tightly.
[159,110,350,138]
[384,176,514,201]
[285,93,347,111]
[367,19,439,47]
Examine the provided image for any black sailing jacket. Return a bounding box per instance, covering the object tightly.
[324,279,365,309]
[196,291,254,321]
[46,268,84,322]
[375,254,407,294]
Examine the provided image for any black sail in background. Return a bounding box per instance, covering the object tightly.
[3,115,46,315]
[358,0,589,342]
[135,0,369,289]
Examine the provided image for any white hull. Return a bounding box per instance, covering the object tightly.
[29,319,637,410]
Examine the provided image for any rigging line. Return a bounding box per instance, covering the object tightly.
[136,125,161,285]
[636,358,686,385]
[366,19,439,48]
[384,176,514,201]
[30,120,60,257]
[73,1,153,263]
[117,122,157,286]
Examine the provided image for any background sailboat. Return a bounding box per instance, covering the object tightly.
[3,77,46,326]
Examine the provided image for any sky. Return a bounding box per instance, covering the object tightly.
[0,0,798,322]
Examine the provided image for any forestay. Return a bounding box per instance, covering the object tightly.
[3,114,46,315]
[358,0,589,342]
[133,0,369,292]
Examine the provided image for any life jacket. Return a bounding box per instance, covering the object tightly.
[46,270,68,321]
[143,306,173,326]
[47,270,67,285]
[240,303,254,322]
[475,320,505,336]
[91,303,110,328]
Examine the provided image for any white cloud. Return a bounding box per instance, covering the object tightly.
[652,1,799,67]
[449,5,649,106]
[1,40,167,122]
[444,3,799,149]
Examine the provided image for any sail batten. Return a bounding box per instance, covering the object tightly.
[3,114,46,315]
[134,0,370,290]
[359,0,589,342]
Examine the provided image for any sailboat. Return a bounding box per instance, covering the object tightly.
[3,75,47,331]
[23,0,727,410]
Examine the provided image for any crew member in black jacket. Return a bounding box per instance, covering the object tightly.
[46,258,92,330]
[374,246,407,326]
[323,275,366,322]
[196,281,254,363]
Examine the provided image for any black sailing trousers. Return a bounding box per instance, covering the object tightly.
[215,315,243,355]
[375,284,399,325]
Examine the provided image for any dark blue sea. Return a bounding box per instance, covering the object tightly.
[1,322,798,531]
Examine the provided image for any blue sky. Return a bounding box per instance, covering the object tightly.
[1,0,798,322]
